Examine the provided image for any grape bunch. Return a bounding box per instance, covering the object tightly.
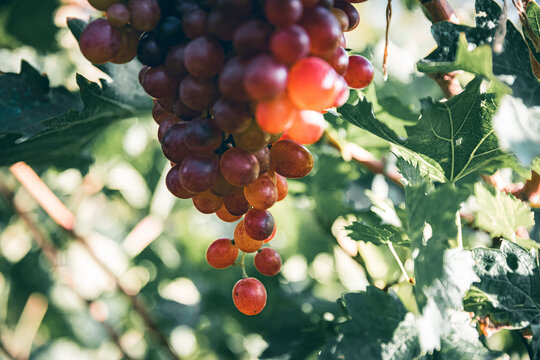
[79,0,373,316]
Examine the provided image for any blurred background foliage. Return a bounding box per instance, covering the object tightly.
[0,0,536,359]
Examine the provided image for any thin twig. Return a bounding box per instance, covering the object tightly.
[387,241,414,284]
[382,0,392,80]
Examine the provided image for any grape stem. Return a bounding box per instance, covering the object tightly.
[387,241,414,284]
[240,252,248,278]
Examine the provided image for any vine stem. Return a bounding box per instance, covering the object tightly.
[240,253,248,278]
[7,162,180,360]
[387,242,413,284]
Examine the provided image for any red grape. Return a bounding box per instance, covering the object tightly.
[220,148,260,186]
[244,209,275,240]
[179,154,220,193]
[244,176,278,210]
[179,76,219,111]
[79,19,121,64]
[276,174,288,201]
[270,139,314,178]
[270,25,310,65]
[233,19,272,57]
[234,221,263,253]
[128,0,161,32]
[193,190,224,214]
[244,55,288,101]
[255,93,297,135]
[344,55,374,89]
[286,110,325,145]
[254,248,282,276]
[206,238,239,268]
[299,6,341,57]
[224,187,251,216]
[141,66,180,99]
[183,117,223,153]
[264,0,303,26]
[107,3,130,28]
[183,37,225,79]
[232,277,267,315]
[166,164,194,199]
[212,98,252,134]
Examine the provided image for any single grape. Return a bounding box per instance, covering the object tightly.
[224,187,251,216]
[212,98,252,134]
[166,164,194,199]
[324,46,349,76]
[156,16,184,46]
[332,75,349,107]
[219,57,251,102]
[172,98,203,120]
[299,6,341,57]
[287,57,338,111]
[164,43,188,77]
[232,277,267,315]
[234,221,263,253]
[179,154,220,193]
[244,209,275,240]
[129,0,161,32]
[137,32,166,66]
[107,3,130,28]
[276,173,288,201]
[344,55,374,89]
[193,190,223,214]
[286,110,325,145]
[334,1,360,31]
[141,66,180,99]
[183,117,223,153]
[234,120,272,152]
[270,139,314,178]
[244,176,278,210]
[79,18,121,64]
[252,147,271,175]
[233,19,272,58]
[206,238,239,269]
[244,55,288,101]
[157,97,175,112]
[254,248,282,276]
[215,204,242,222]
[88,0,122,11]
[270,25,310,65]
[182,6,208,39]
[220,148,260,187]
[184,37,225,79]
[161,122,190,163]
[255,93,297,135]
[263,225,277,243]
[110,25,139,64]
[158,114,179,142]
[152,100,171,124]
[264,0,303,26]
[179,76,219,111]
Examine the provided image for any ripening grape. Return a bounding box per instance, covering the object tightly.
[107,3,130,28]
[164,43,187,77]
[299,6,341,57]
[129,0,161,32]
[244,55,288,101]
[287,57,339,111]
[256,94,297,135]
[270,25,310,65]
[79,19,121,64]
[166,164,194,199]
[344,55,374,89]
[212,98,252,134]
[179,154,220,193]
[89,0,122,11]
[253,147,271,175]
[271,139,314,178]
[234,120,272,152]
[161,122,190,163]
[232,278,267,315]
[276,174,288,201]
[179,76,219,111]
[216,205,242,222]
[220,148,260,187]
[206,238,238,268]
[219,57,251,102]
[286,110,325,145]
[110,26,139,64]
[334,1,360,31]
[141,66,180,99]
[254,248,282,276]
[244,175,278,210]
[193,190,224,214]
[233,19,272,57]
[224,188,251,216]
[234,220,263,253]
[183,36,225,79]
[264,0,303,26]
[183,117,223,154]
[181,6,208,39]
[243,209,275,240]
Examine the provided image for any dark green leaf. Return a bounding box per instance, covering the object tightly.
[525,1,540,65]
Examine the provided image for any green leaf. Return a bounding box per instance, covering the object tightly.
[471,240,540,329]
[419,0,540,107]
[0,61,151,171]
[0,0,60,52]
[396,157,428,187]
[473,183,535,240]
[339,78,517,184]
[525,1,540,65]
[346,222,408,246]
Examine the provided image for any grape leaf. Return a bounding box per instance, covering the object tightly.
[473,183,535,240]
[418,0,540,107]
[471,240,540,358]
[0,0,60,52]
[0,61,150,171]
[525,1,540,65]
[346,222,408,246]
[339,77,519,184]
